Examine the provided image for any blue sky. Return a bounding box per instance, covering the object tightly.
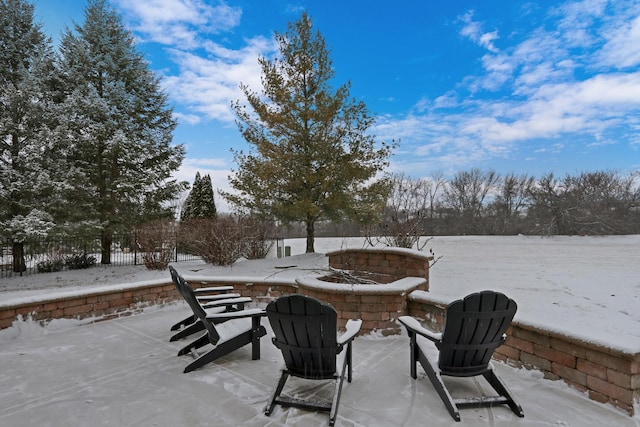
[35,0,640,208]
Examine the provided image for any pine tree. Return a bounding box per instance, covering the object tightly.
[56,0,187,263]
[181,172,217,221]
[180,172,201,221]
[225,13,393,253]
[0,0,59,271]
[198,174,217,218]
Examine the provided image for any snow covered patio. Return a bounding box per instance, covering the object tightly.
[0,302,637,427]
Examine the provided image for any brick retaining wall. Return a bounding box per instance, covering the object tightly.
[0,280,180,329]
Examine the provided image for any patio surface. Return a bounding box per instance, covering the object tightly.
[0,303,637,427]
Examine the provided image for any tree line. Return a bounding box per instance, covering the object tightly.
[357,169,640,240]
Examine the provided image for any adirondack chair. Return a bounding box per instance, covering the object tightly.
[264,294,362,426]
[169,281,244,342]
[399,290,524,422]
[169,266,267,373]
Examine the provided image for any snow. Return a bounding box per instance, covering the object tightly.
[0,236,638,425]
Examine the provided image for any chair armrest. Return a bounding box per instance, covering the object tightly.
[205,308,266,320]
[337,319,362,345]
[203,306,226,315]
[197,293,241,302]
[398,316,441,343]
[194,285,234,294]
[201,296,252,309]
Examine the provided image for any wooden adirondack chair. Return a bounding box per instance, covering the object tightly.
[169,266,267,373]
[399,290,524,422]
[264,294,362,426]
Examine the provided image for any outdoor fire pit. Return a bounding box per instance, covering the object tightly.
[295,247,432,334]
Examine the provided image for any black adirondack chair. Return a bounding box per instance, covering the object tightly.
[399,290,524,422]
[169,266,267,373]
[169,282,244,342]
[264,295,362,426]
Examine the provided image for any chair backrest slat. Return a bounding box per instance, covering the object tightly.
[439,291,517,376]
[267,295,338,379]
[169,266,220,344]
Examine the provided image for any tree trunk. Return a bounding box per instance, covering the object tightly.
[305,217,315,253]
[101,230,112,264]
[12,241,26,273]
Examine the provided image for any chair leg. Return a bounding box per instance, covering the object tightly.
[170,314,197,331]
[170,321,205,341]
[408,331,418,379]
[329,349,351,426]
[265,370,289,416]
[419,356,461,422]
[483,369,524,417]
[177,333,210,356]
[346,341,353,383]
[182,328,266,373]
[251,317,265,360]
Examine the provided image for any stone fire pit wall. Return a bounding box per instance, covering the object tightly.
[326,247,432,289]
[294,247,433,334]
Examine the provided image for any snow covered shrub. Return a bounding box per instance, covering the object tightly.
[179,216,246,266]
[135,219,177,270]
[65,253,97,270]
[36,255,64,273]
[241,217,275,260]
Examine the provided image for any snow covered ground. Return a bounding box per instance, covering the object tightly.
[0,304,638,426]
[0,235,638,426]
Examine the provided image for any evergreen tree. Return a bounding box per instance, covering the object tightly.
[198,174,217,218]
[56,0,187,263]
[225,12,393,253]
[0,0,59,272]
[181,172,217,221]
[181,172,200,221]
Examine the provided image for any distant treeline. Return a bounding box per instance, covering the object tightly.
[280,169,640,238]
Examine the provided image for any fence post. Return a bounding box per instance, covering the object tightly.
[133,230,138,266]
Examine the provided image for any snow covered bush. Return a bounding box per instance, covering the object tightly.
[180,216,246,266]
[65,253,97,270]
[241,217,275,260]
[36,255,64,273]
[135,219,177,270]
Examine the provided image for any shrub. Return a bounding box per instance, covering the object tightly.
[65,253,97,270]
[180,216,245,266]
[36,256,64,273]
[242,217,275,260]
[135,219,177,270]
[179,215,276,266]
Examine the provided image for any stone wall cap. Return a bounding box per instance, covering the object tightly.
[326,247,434,261]
[296,275,426,295]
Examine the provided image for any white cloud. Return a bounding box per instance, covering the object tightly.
[162,36,277,122]
[598,15,640,68]
[458,10,500,53]
[173,112,201,125]
[114,0,242,49]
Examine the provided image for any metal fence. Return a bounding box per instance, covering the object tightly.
[0,233,201,278]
